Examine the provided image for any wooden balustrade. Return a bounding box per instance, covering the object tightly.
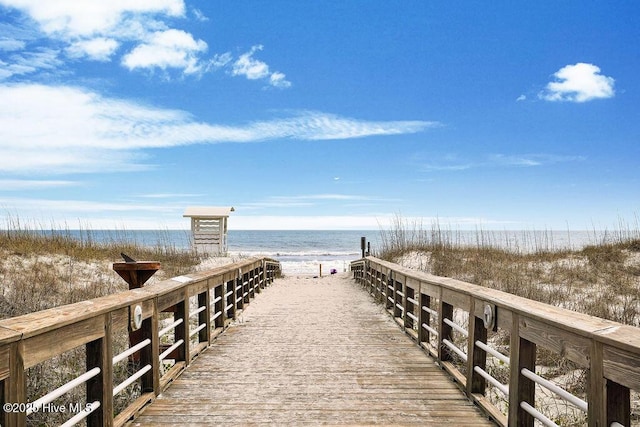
[351,256,640,427]
[0,257,280,427]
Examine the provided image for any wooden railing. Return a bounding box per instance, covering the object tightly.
[351,256,640,427]
[0,257,280,427]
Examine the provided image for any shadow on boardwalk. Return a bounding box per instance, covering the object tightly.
[131,273,495,426]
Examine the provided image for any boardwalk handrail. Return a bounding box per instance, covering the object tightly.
[0,257,280,427]
[351,256,640,427]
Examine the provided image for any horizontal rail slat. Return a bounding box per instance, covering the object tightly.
[113,339,151,365]
[28,368,101,415]
[442,338,467,362]
[521,368,588,412]
[190,305,207,317]
[520,401,558,427]
[474,366,509,396]
[159,318,184,337]
[189,323,207,337]
[422,323,438,336]
[475,340,509,365]
[59,401,100,427]
[159,339,185,361]
[443,318,468,337]
[422,305,437,317]
[113,364,152,396]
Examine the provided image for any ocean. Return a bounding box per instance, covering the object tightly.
[54,228,636,276]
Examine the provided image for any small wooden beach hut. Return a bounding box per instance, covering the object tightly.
[183,206,234,255]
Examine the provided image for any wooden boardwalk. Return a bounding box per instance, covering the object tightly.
[131,274,494,426]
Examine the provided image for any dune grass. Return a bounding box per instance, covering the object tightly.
[377,216,640,326]
[0,218,203,318]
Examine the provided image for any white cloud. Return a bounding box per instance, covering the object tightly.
[0,37,25,51]
[0,0,215,77]
[1,2,293,82]
[0,47,61,79]
[67,37,119,61]
[419,153,584,172]
[192,8,209,22]
[539,63,615,102]
[490,154,585,167]
[231,45,291,88]
[0,83,437,174]
[0,179,76,190]
[122,29,207,74]
[0,0,185,37]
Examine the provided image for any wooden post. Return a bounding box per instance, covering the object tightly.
[85,314,112,427]
[508,315,536,427]
[361,237,366,258]
[6,341,26,426]
[394,276,403,319]
[607,380,630,426]
[419,292,431,345]
[198,291,209,345]
[243,271,250,304]
[588,341,606,426]
[174,300,189,364]
[386,271,394,311]
[439,300,454,362]
[214,284,225,330]
[236,270,244,311]
[140,299,160,394]
[227,279,236,321]
[404,286,414,330]
[467,306,487,395]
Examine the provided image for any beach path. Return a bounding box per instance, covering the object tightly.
[131,273,495,426]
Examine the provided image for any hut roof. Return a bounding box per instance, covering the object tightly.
[183,206,235,218]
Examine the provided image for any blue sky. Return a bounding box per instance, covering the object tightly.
[0,1,638,230]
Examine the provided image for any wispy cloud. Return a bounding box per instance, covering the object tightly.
[237,194,403,211]
[66,37,119,62]
[419,153,584,171]
[0,179,77,190]
[489,154,585,166]
[229,45,291,88]
[0,1,290,83]
[539,63,615,103]
[138,193,204,199]
[0,196,178,213]
[0,83,436,174]
[0,47,62,79]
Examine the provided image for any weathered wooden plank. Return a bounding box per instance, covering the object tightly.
[442,287,471,310]
[519,316,591,367]
[22,316,104,368]
[603,344,640,390]
[133,275,495,426]
[156,288,186,312]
